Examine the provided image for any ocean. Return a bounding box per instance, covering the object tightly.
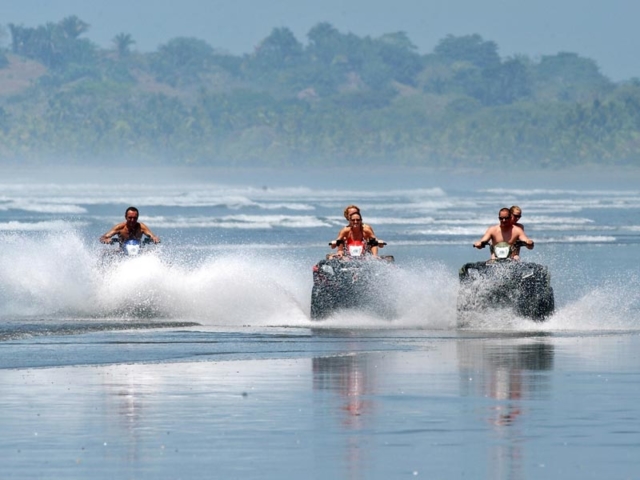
[1,165,639,479]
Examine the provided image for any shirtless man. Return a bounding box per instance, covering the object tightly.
[474,207,533,260]
[336,212,379,257]
[99,206,160,245]
[330,205,378,250]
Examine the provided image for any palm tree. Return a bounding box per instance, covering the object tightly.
[59,15,89,40]
[7,23,26,54]
[113,33,135,58]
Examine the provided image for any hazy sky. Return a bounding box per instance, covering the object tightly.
[2,0,638,81]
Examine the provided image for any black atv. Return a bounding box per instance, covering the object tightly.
[310,238,395,320]
[457,241,555,326]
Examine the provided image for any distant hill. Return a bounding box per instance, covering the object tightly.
[0,54,46,96]
[0,17,639,167]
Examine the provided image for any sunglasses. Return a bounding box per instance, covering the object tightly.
[499,217,510,221]
[512,214,521,219]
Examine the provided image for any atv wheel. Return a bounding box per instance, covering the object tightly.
[310,285,334,320]
[517,284,554,321]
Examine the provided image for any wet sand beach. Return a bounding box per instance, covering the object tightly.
[1,326,639,479]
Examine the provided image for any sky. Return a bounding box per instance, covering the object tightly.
[1,0,638,81]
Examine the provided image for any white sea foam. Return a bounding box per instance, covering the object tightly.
[0,220,89,231]
[148,214,333,229]
[481,188,640,197]
[0,201,87,214]
[544,235,617,243]
[0,182,444,209]
[407,226,495,236]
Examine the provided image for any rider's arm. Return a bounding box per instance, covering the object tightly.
[139,222,160,243]
[364,226,381,256]
[364,225,383,251]
[367,236,379,256]
[364,224,376,237]
[363,231,379,256]
[100,223,124,244]
[517,230,534,249]
[474,227,493,249]
[330,227,350,249]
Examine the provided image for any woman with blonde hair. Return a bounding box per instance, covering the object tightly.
[330,205,382,254]
[341,205,375,235]
[510,205,524,229]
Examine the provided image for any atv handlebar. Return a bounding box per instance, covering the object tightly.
[514,240,534,248]
[108,236,155,245]
[368,238,386,247]
[329,238,386,247]
[475,240,533,249]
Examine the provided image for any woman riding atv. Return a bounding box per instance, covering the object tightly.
[330,205,376,248]
[332,212,383,258]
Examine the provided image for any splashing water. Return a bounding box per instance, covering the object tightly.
[1,232,638,332]
[0,233,459,329]
[542,277,640,331]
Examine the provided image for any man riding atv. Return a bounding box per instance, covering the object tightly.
[100,206,160,245]
[474,208,533,260]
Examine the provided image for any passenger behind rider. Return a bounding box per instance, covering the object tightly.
[335,212,379,257]
[510,205,524,257]
[99,206,161,245]
[330,205,376,251]
[510,205,523,229]
[473,207,533,260]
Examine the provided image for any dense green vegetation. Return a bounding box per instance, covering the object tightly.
[0,16,638,167]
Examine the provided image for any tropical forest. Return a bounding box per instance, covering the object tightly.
[0,16,639,167]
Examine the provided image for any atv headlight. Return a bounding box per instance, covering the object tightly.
[123,244,141,256]
[321,265,335,275]
[493,242,511,259]
[522,269,534,279]
[468,268,480,279]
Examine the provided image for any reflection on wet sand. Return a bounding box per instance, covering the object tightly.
[457,337,554,479]
[313,354,377,426]
[101,369,161,465]
[313,352,378,480]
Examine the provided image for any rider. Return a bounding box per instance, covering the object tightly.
[330,205,378,250]
[473,207,533,260]
[510,205,525,257]
[510,205,524,229]
[336,212,379,257]
[99,206,161,245]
